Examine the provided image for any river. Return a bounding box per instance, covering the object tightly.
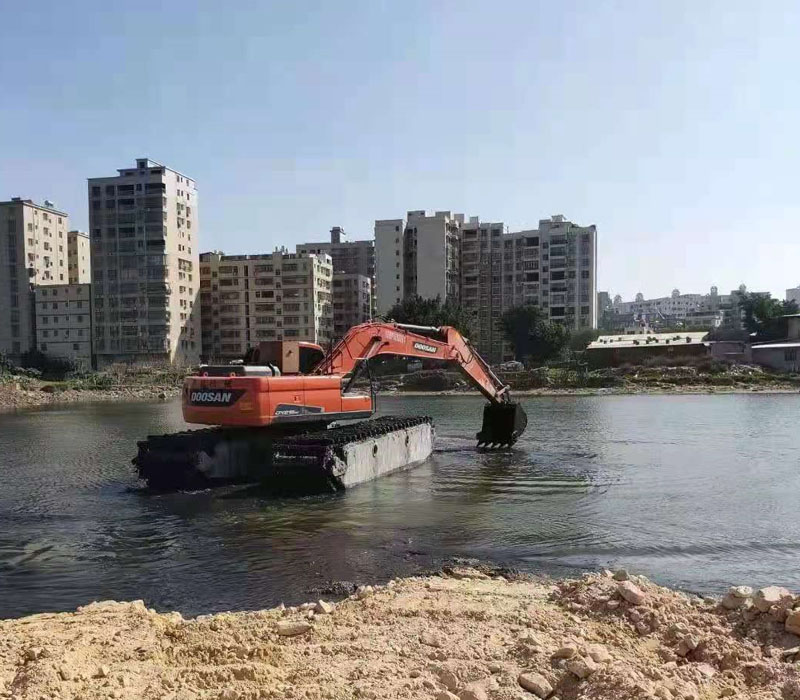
[1,393,799,619]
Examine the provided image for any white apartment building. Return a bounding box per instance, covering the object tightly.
[787,286,800,307]
[35,284,92,367]
[332,273,372,339]
[0,198,70,356]
[615,290,707,318]
[374,210,464,315]
[88,158,200,367]
[199,250,333,360]
[67,230,91,284]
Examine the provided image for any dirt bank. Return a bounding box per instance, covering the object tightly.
[0,381,179,410]
[3,569,800,699]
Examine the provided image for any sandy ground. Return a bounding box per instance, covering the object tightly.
[3,569,800,700]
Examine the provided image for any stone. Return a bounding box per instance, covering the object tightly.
[436,693,459,700]
[586,643,611,663]
[552,645,577,659]
[437,668,459,691]
[305,609,315,619]
[487,662,503,674]
[566,655,599,679]
[721,593,746,610]
[730,585,753,599]
[421,631,442,648]
[606,600,620,610]
[458,686,488,700]
[58,666,73,681]
[518,671,553,698]
[449,567,490,580]
[694,663,716,678]
[94,665,110,678]
[24,647,43,661]
[314,600,334,615]
[275,620,312,636]
[754,586,794,613]
[617,581,646,605]
[786,609,800,636]
[356,585,374,600]
[613,569,629,581]
[299,602,315,611]
[409,669,421,678]
[654,687,672,700]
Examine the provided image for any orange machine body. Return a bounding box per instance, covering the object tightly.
[182,373,372,427]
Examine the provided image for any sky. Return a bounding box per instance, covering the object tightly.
[1,0,799,301]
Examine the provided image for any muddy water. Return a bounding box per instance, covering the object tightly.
[1,393,799,618]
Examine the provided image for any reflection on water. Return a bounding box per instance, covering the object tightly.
[1,393,799,618]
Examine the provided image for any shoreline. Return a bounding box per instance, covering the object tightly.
[0,383,181,411]
[386,384,800,397]
[2,568,799,699]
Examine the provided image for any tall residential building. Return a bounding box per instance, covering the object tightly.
[332,273,372,339]
[88,158,200,367]
[34,283,92,367]
[67,230,91,284]
[461,215,598,361]
[374,210,464,314]
[0,198,70,356]
[199,250,333,360]
[787,286,800,307]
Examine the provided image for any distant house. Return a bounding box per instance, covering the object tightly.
[750,315,800,372]
[586,331,709,367]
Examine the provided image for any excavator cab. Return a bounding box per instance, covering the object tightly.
[476,401,528,448]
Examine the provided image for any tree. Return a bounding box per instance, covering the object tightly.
[568,328,600,352]
[385,295,476,338]
[500,305,570,363]
[735,292,799,341]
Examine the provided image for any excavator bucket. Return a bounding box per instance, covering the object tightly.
[476,402,528,448]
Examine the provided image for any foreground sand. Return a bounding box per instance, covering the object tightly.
[2,570,800,700]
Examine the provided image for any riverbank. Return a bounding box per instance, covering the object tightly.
[3,569,800,700]
[0,379,179,409]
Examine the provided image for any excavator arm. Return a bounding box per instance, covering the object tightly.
[313,322,528,447]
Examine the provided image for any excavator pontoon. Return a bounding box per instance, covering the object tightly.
[135,322,527,491]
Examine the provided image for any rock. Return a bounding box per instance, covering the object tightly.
[314,600,334,615]
[24,647,43,661]
[786,609,800,636]
[437,668,459,691]
[94,665,110,678]
[487,662,504,674]
[449,566,490,580]
[586,643,611,663]
[409,669,421,678]
[566,655,599,679]
[356,585,374,600]
[158,391,167,400]
[299,602,315,611]
[305,609,315,619]
[553,645,577,659]
[694,663,716,678]
[436,693,459,700]
[754,586,794,613]
[606,600,620,610]
[721,593,747,610]
[421,631,442,648]
[275,620,312,637]
[458,686,488,700]
[58,666,73,681]
[617,581,647,605]
[613,569,630,581]
[730,585,753,598]
[518,671,553,698]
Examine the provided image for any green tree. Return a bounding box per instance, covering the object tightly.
[568,328,600,352]
[385,295,476,338]
[735,292,799,340]
[500,305,570,363]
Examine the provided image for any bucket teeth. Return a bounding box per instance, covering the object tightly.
[475,401,527,450]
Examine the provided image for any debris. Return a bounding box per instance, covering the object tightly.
[617,580,647,605]
[518,671,553,698]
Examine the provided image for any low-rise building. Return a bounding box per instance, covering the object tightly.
[586,331,709,367]
[34,284,92,367]
[332,273,372,340]
[751,315,800,372]
[199,250,333,361]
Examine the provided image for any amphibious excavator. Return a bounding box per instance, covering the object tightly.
[135,322,527,490]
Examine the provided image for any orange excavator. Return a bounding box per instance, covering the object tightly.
[182,321,527,447]
[135,322,526,490]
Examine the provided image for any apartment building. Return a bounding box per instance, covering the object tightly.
[461,215,598,361]
[0,198,70,356]
[88,158,200,367]
[374,210,464,314]
[34,284,92,366]
[332,273,372,339]
[67,230,91,284]
[199,250,333,360]
[296,226,374,279]
[787,286,800,306]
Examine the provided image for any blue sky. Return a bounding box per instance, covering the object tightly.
[1,0,799,300]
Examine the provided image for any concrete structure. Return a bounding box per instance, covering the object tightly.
[296,226,374,282]
[375,210,464,315]
[67,230,91,284]
[787,286,800,307]
[34,284,92,367]
[0,198,70,356]
[332,273,372,339]
[199,249,333,360]
[587,331,709,367]
[751,315,800,372]
[88,158,201,367]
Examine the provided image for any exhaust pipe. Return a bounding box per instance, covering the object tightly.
[476,401,528,449]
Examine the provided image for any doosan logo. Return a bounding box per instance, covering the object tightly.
[413,341,438,354]
[191,391,233,404]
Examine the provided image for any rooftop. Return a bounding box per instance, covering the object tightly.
[588,332,709,350]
